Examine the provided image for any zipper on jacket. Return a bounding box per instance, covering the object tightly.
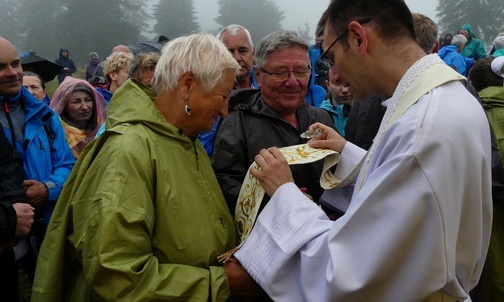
[3,100,16,145]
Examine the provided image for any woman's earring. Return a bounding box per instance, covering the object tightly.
[184,103,192,116]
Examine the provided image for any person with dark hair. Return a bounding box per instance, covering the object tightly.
[231,1,492,301]
[440,33,453,49]
[157,35,169,45]
[54,48,76,84]
[85,52,100,81]
[468,56,504,302]
[50,77,107,158]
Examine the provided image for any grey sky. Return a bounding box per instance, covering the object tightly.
[193,0,439,40]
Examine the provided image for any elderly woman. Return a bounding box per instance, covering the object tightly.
[32,34,259,301]
[50,77,106,158]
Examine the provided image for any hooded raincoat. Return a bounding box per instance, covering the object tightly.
[459,23,487,60]
[32,79,237,301]
[50,77,106,158]
[54,48,76,84]
[479,85,504,302]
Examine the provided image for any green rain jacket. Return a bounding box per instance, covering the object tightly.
[459,23,487,60]
[480,85,504,301]
[480,86,504,167]
[32,79,237,301]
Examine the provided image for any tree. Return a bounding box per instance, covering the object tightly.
[153,0,200,40]
[215,0,284,45]
[0,0,25,49]
[437,0,504,46]
[55,0,148,65]
[17,0,62,60]
[297,22,312,44]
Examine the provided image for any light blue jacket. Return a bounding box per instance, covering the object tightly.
[1,87,75,224]
[438,45,468,76]
[319,99,350,137]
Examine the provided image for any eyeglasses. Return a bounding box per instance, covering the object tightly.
[320,16,372,69]
[259,67,312,82]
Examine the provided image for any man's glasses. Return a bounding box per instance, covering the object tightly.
[259,67,312,82]
[319,16,372,69]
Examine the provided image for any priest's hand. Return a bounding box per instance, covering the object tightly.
[250,147,294,197]
[307,122,347,153]
[23,179,48,208]
[223,257,263,300]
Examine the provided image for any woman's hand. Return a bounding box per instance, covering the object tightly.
[307,122,347,153]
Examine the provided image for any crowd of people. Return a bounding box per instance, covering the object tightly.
[1,0,504,301]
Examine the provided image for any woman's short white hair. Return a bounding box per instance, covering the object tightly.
[151,34,240,94]
[493,36,504,50]
[451,34,467,47]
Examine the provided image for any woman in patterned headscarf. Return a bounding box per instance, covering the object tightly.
[50,77,106,158]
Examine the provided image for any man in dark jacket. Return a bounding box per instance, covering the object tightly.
[0,119,34,301]
[85,52,100,81]
[212,30,335,215]
[55,48,76,84]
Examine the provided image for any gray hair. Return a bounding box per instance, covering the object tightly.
[255,30,310,70]
[493,36,504,50]
[151,34,240,94]
[451,34,467,47]
[216,24,254,47]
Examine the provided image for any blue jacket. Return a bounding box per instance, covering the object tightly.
[319,99,350,137]
[1,87,75,224]
[437,45,468,76]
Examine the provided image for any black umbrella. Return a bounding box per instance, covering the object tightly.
[127,41,164,55]
[21,54,63,83]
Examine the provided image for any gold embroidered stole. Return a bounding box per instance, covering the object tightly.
[218,144,340,262]
[218,62,465,263]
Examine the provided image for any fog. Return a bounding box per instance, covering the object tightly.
[192,0,439,42]
[1,0,443,66]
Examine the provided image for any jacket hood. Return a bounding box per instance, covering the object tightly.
[50,77,106,129]
[59,48,69,58]
[460,23,475,39]
[106,79,181,140]
[89,58,100,66]
[479,86,504,109]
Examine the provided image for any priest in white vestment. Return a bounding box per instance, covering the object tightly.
[233,1,493,301]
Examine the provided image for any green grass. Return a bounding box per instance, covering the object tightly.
[45,68,86,98]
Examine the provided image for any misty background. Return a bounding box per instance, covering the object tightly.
[0,0,502,67]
